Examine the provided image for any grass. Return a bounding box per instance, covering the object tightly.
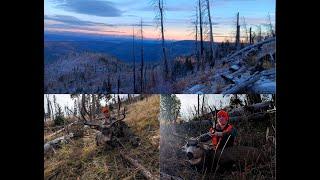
[44,95,160,180]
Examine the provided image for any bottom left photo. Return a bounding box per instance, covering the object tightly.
[44,94,160,179]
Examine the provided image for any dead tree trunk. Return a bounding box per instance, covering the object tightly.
[120,151,158,180]
[92,94,96,120]
[201,94,205,115]
[247,94,262,105]
[249,27,252,44]
[140,19,144,93]
[107,76,112,93]
[206,0,215,67]
[227,37,275,60]
[44,133,74,155]
[228,101,272,116]
[81,93,90,121]
[194,4,200,71]
[221,71,263,94]
[197,94,200,117]
[198,0,204,70]
[117,95,121,116]
[132,26,137,93]
[158,0,169,80]
[235,12,240,50]
[268,13,275,37]
[144,65,147,90]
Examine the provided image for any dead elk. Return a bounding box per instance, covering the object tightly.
[84,114,140,149]
[182,137,266,172]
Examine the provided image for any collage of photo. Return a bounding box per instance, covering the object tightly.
[44,0,275,179]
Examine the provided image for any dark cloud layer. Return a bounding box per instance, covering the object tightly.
[51,0,122,17]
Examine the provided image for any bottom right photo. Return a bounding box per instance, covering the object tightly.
[159,94,276,180]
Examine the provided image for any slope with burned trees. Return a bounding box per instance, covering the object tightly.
[44,94,160,180]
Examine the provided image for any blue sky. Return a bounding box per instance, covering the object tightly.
[44,0,275,41]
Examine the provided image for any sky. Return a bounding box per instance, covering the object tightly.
[44,0,275,41]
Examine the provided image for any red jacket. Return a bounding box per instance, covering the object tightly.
[210,124,234,147]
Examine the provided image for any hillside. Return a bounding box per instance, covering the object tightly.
[44,95,160,180]
[44,37,275,94]
[44,52,134,93]
[178,37,276,94]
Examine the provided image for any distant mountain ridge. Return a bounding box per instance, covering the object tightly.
[44,32,216,64]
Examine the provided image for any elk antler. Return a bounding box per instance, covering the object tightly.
[208,105,217,130]
[83,121,103,130]
[109,109,126,127]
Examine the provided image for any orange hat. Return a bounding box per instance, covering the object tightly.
[217,110,229,124]
[102,106,109,113]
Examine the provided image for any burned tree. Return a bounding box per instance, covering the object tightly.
[249,27,253,44]
[194,2,200,71]
[246,94,262,105]
[267,12,275,37]
[132,25,137,93]
[205,0,215,67]
[73,99,77,117]
[235,12,241,50]
[117,94,121,116]
[201,94,205,115]
[140,19,144,93]
[198,0,204,70]
[242,17,249,43]
[197,94,200,117]
[155,0,169,80]
[257,25,262,42]
[91,94,96,120]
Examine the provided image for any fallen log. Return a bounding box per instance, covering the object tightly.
[44,133,74,155]
[44,127,66,141]
[120,151,158,180]
[229,65,249,78]
[221,71,262,94]
[229,101,272,116]
[221,74,235,84]
[229,111,274,122]
[269,53,275,64]
[221,68,274,94]
[44,120,82,140]
[227,37,275,60]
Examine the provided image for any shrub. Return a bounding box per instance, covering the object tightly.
[54,115,66,126]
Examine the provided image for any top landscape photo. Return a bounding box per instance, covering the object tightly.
[44,0,275,94]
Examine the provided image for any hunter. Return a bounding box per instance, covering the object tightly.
[102,106,111,125]
[209,110,237,150]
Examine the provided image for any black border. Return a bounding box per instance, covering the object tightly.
[6,0,44,179]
